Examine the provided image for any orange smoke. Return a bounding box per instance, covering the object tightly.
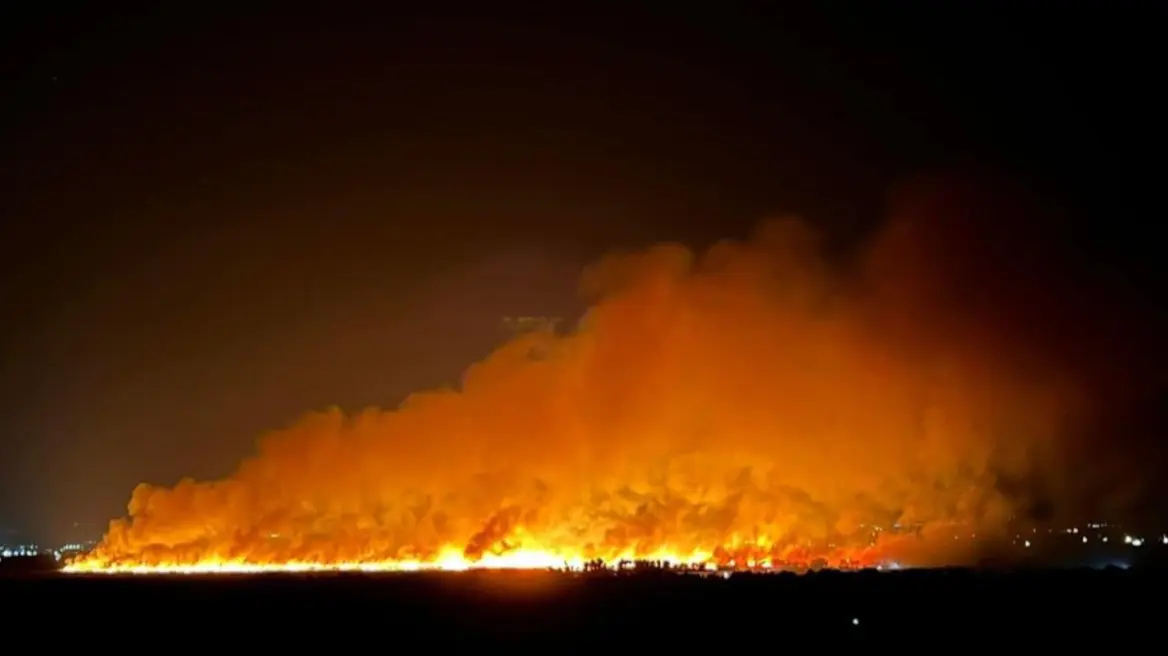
[70,181,1112,573]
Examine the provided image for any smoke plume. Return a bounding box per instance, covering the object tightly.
[76,176,1162,570]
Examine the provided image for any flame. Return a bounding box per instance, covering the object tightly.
[64,547,588,575]
[64,547,710,575]
[68,188,1116,575]
[65,513,914,574]
[66,542,897,575]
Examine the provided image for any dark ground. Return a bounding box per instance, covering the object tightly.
[1,568,1159,646]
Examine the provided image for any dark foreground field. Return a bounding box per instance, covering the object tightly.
[2,568,1159,646]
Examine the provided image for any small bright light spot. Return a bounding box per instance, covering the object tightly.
[1024,540,1031,548]
[852,618,860,626]
[1082,536,1088,543]
[1132,538,1144,547]
[1102,536,1109,543]
[1124,535,1133,544]
[1162,535,1167,545]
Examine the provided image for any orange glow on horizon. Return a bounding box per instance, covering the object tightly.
[64,546,705,575]
[65,531,915,575]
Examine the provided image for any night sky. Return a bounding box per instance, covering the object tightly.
[2,5,1164,545]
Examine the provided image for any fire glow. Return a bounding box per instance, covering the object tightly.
[68,198,1112,576]
[64,550,593,575]
[64,548,711,575]
[63,531,899,575]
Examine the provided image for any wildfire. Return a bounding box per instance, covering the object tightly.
[64,528,907,575]
[69,206,1095,576]
[64,546,714,575]
[65,548,590,575]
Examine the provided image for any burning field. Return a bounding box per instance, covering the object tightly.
[65,179,1165,575]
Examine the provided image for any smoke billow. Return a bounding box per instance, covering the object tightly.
[77,177,1160,569]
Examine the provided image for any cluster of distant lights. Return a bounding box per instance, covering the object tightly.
[1,541,93,561]
[0,545,41,559]
[1013,525,1168,546]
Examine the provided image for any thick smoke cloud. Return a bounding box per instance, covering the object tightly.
[76,177,1163,569]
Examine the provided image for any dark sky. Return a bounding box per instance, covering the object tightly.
[1,5,1164,544]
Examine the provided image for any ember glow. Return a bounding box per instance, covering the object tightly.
[65,536,908,574]
[64,548,600,574]
[69,192,1105,575]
